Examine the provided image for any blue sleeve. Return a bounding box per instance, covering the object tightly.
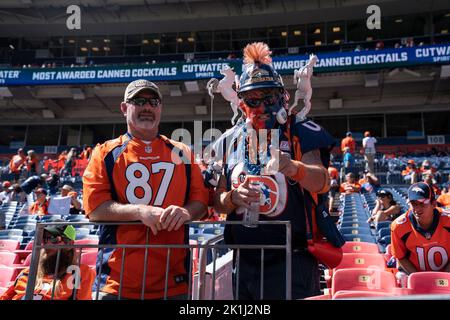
[293,118,336,155]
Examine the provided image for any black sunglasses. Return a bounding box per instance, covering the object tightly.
[242,95,280,108]
[44,234,71,244]
[127,97,161,107]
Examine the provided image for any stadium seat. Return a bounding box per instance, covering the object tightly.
[331,268,396,296]
[22,253,32,267]
[13,223,36,234]
[407,272,450,295]
[81,251,97,267]
[66,215,89,222]
[0,239,20,252]
[343,234,376,243]
[39,215,62,222]
[189,233,218,243]
[75,239,99,252]
[0,229,23,237]
[340,221,369,229]
[304,293,332,300]
[0,235,23,243]
[75,228,91,240]
[341,242,380,254]
[332,290,394,299]
[379,235,391,245]
[0,252,19,266]
[377,227,391,239]
[339,227,372,236]
[0,266,18,287]
[334,253,387,271]
[202,227,223,236]
[14,216,37,224]
[376,221,391,231]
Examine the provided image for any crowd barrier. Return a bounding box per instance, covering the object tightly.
[24,220,292,300]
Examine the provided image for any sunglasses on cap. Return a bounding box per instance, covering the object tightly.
[127,97,161,107]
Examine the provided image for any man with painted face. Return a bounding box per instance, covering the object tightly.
[213,42,344,299]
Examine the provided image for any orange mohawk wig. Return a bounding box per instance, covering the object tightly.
[243,42,272,65]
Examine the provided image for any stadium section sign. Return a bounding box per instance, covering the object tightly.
[0,44,449,85]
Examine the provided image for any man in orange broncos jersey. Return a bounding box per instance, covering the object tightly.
[83,79,208,300]
[391,182,450,274]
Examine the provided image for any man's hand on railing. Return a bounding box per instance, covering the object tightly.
[159,205,191,232]
[137,206,164,235]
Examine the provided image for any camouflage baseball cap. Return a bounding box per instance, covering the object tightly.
[44,220,77,241]
[124,79,162,101]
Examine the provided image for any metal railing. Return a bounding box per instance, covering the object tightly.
[24,220,292,300]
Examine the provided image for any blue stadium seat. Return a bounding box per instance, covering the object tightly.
[75,228,91,240]
[66,215,89,222]
[377,227,391,239]
[339,227,372,236]
[0,235,24,243]
[341,217,366,224]
[202,227,224,236]
[379,235,391,245]
[376,221,392,231]
[0,229,23,237]
[189,233,218,243]
[12,223,36,234]
[340,221,370,229]
[14,216,37,224]
[39,215,62,222]
[342,214,367,220]
[343,234,376,243]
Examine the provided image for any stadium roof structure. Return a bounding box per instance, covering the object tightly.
[0,0,449,125]
[0,0,449,36]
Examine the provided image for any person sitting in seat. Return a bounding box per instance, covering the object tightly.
[0,222,95,300]
[29,188,49,217]
[401,160,419,185]
[358,170,380,194]
[60,184,82,215]
[367,189,401,224]
[339,172,361,194]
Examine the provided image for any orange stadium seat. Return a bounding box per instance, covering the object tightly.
[331,268,396,296]
[0,240,21,252]
[332,290,394,299]
[407,272,450,295]
[334,253,387,271]
[0,266,18,287]
[342,241,380,254]
[0,252,19,266]
[75,239,99,252]
[80,251,97,268]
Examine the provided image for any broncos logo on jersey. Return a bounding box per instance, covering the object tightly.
[230,162,287,216]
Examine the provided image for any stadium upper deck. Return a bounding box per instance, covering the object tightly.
[0,0,449,150]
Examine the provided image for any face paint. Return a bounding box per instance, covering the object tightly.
[240,89,284,130]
